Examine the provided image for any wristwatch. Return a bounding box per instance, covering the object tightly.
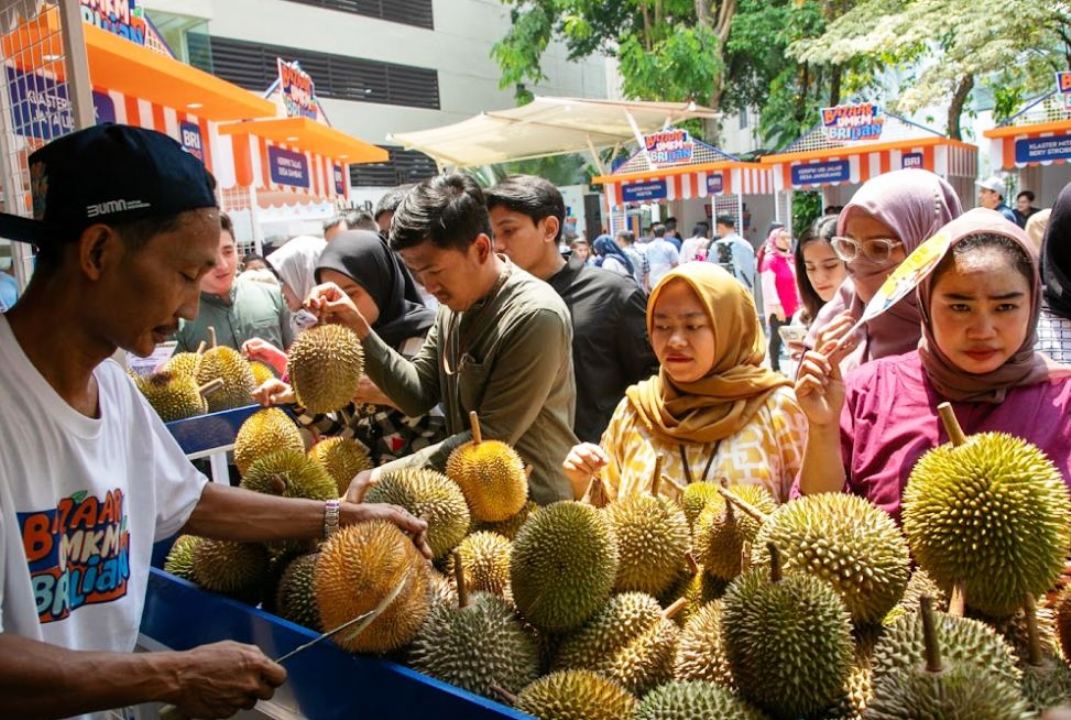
[323,499,341,539]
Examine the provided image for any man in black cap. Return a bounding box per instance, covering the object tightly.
[0,124,429,719]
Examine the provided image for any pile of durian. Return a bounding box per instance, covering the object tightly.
[165,373,1071,719]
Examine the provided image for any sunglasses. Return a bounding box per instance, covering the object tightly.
[830,236,904,264]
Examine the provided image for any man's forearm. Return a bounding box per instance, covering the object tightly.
[0,634,181,719]
[361,332,439,417]
[182,483,324,542]
[798,423,847,495]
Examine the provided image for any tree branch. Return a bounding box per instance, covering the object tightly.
[947,73,974,141]
[716,0,737,43]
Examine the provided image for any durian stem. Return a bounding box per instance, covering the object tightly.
[920,596,943,674]
[198,378,225,397]
[740,540,752,573]
[650,456,663,496]
[524,464,533,480]
[1025,594,1044,667]
[452,550,469,609]
[767,542,782,584]
[937,402,967,447]
[207,326,217,349]
[948,582,966,618]
[195,340,207,356]
[717,485,770,523]
[468,411,482,445]
[685,552,700,576]
[490,682,518,706]
[663,597,688,620]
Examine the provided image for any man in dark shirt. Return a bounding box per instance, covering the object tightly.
[488,175,658,443]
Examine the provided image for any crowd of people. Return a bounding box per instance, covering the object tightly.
[3,122,1071,718]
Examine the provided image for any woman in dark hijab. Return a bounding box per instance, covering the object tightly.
[254,230,444,465]
[1039,182,1071,363]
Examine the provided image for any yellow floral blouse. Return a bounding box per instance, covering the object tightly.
[599,386,807,503]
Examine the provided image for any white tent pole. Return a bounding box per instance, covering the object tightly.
[58,0,95,129]
[585,135,605,176]
[623,109,654,169]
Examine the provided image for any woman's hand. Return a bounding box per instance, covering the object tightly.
[795,345,846,427]
[563,443,609,494]
[305,282,370,338]
[251,378,296,407]
[787,338,807,361]
[241,338,288,375]
[814,312,859,351]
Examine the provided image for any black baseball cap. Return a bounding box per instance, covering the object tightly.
[0,123,217,244]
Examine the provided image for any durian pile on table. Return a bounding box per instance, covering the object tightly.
[140,320,1071,720]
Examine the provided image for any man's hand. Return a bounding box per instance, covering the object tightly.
[340,498,433,559]
[305,282,370,338]
[344,468,381,504]
[251,378,296,407]
[241,339,288,376]
[165,641,285,719]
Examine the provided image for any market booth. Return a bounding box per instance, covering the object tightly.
[592,129,774,246]
[760,102,978,233]
[983,74,1071,207]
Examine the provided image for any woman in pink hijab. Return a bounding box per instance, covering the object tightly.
[806,169,962,372]
[794,208,1071,520]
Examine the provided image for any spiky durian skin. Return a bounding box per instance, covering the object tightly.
[309,437,373,496]
[1021,657,1071,714]
[982,603,1062,670]
[163,535,201,581]
[196,345,256,412]
[135,371,206,422]
[443,531,513,600]
[751,493,910,624]
[884,568,948,627]
[288,324,364,414]
[694,484,776,581]
[240,449,336,501]
[445,439,527,522]
[634,680,767,720]
[659,565,729,627]
[314,521,429,654]
[234,408,304,475]
[515,670,636,720]
[248,360,276,386]
[866,660,1031,720]
[510,501,619,633]
[164,351,201,379]
[871,611,1022,691]
[408,591,539,698]
[425,569,459,612]
[475,500,538,540]
[722,568,854,718]
[679,482,722,529]
[274,553,321,631]
[1058,586,1071,660]
[552,592,679,695]
[191,539,270,599]
[672,601,733,686]
[364,468,470,560]
[903,432,1071,618]
[605,493,689,596]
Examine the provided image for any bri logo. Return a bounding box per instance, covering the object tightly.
[86,198,151,217]
[19,489,131,624]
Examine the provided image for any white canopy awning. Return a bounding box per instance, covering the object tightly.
[388,96,719,169]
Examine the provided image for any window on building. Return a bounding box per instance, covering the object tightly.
[350,146,438,187]
[186,34,440,110]
[738,108,748,130]
[280,0,434,30]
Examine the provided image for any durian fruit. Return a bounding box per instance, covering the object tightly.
[364,468,470,561]
[679,482,722,530]
[248,360,276,386]
[659,554,729,627]
[634,680,767,720]
[722,543,854,719]
[314,520,430,654]
[885,568,949,627]
[196,327,257,412]
[672,600,733,686]
[163,535,201,581]
[134,371,210,422]
[751,493,910,624]
[902,420,1071,618]
[164,340,205,379]
[191,539,270,601]
[240,449,337,502]
[552,592,682,695]
[475,500,538,540]
[309,437,373,497]
[234,408,305,476]
[447,531,512,599]
[694,485,776,581]
[445,412,527,523]
[604,472,689,596]
[514,670,636,720]
[510,501,619,632]
[1058,586,1071,659]
[866,597,1031,720]
[275,553,322,632]
[288,323,364,414]
[1018,595,1071,714]
[984,601,1062,671]
[409,558,539,699]
[426,569,459,612]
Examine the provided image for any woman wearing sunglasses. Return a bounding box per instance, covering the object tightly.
[806,169,962,373]
[795,209,1071,521]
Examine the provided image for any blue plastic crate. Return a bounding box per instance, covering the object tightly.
[140,569,532,720]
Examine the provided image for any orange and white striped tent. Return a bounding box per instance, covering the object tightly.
[984,91,1071,172]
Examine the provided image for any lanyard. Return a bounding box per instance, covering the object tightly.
[678,441,721,486]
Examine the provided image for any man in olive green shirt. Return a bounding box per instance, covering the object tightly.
[307,174,577,505]
[174,213,293,352]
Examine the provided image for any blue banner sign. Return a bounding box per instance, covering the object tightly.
[901,152,924,169]
[706,173,723,194]
[791,160,850,186]
[1014,134,1071,165]
[6,67,115,140]
[621,180,668,203]
[268,146,310,188]
[334,164,345,195]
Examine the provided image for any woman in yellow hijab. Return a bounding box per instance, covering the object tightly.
[563,263,807,501]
